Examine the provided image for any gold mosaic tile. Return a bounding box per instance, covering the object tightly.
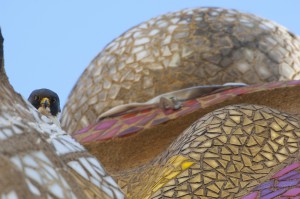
[114,105,300,198]
[13,4,299,198]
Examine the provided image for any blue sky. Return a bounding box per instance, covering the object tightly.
[1,1,300,108]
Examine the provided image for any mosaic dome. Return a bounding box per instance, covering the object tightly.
[61,7,300,134]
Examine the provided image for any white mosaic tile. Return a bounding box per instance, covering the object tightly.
[25,179,41,196]
[68,161,89,180]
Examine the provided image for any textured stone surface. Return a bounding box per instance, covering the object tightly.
[5,7,300,199]
[114,104,300,198]
[0,29,124,199]
[61,7,300,134]
[72,80,300,144]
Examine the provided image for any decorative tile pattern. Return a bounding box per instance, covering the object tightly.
[66,157,124,199]
[3,7,300,199]
[0,31,124,198]
[73,80,300,143]
[61,7,300,134]
[25,99,124,198]
[10,151,76,198]
[112,105,300,198]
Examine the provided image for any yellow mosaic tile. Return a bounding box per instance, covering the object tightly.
[229,110,243,115]
[270,130,281,140]
[261,112,274,119]
[270,122,283,131]
[181,161,194,170]
[227,145,239,155]
[230,135,242,145]
[278,147,289,155]
[262,144,273,153]
[240,109,253,117]
[233,127,243,135]
[230,116,241,124]
[243,116,253,125]
[218,159,229,168]
[224,120,236,127]
[204,159,219,169]
[216,113,227,120]
[241,147,252,156]
[287,146,298,153]
[190,183,202,191]
[115,104,300,198]
[254,136,265,145]
[207,190,219,198]
[220,191,230,198]
[285,125,295,131]
[241,155,253,167]
[261,152,274,161]
[232,156,242,162]
[253,154,264,162]
[255,125,266,134]
[215,181,225,189]
[242,174,253,181]
[221,147,232,155]
[255,120,268,127]
[267,141,279,152]
[204,152,219,158]
[163,190,174,197]
[244,125,254,135]
[203,176,213,184]
[189,175,201,183]
[275,137,285,145]
[253,112,264,121]
[275,153,288,162]
[203,172,217,179]
[275,117,288,128]
[217,135,228,143]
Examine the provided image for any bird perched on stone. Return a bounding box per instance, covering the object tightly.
[0,28,124,199]
[28,88,61,126]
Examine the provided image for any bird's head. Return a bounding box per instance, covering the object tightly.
[28,88,61,117]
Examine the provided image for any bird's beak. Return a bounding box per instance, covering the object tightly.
[40,97,50,108]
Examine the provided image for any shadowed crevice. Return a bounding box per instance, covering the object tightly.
[0,28,8,82]
[0,28,3,73]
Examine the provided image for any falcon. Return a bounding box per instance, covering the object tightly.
[0,28,124,199]
[3,7,300,199]
[28,88,61,126]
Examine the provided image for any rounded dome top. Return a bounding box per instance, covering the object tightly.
[61,7,300,133]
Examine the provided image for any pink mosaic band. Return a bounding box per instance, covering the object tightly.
[73,80,300,143]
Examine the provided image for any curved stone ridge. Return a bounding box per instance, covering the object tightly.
[114,104,300,198]
[61,7,300,134]
[73,80,300,143]
[0,38,124,198]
